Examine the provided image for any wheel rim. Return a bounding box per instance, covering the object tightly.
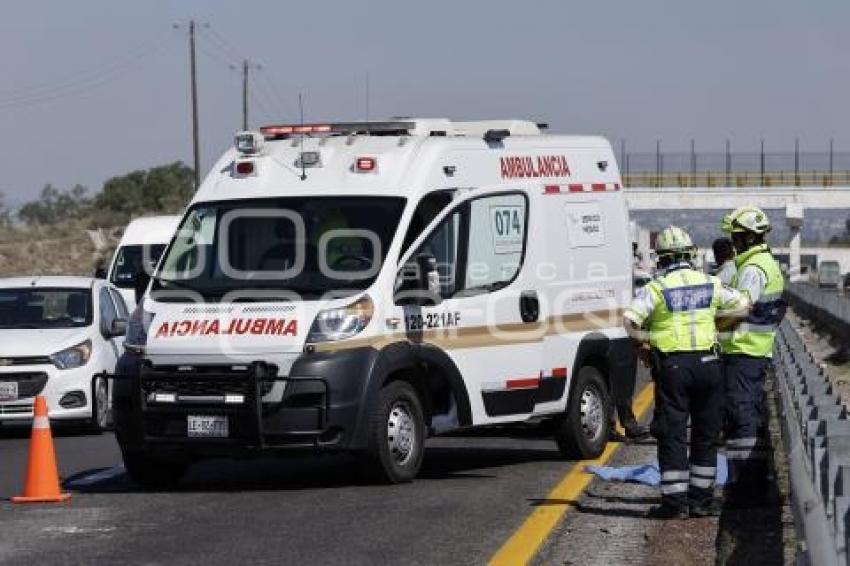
[579,385,604,442]
[387,400,417,466]
[95,378,108,429]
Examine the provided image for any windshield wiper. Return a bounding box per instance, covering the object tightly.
[153,276,195,291]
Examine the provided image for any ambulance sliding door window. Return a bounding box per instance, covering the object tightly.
[461,193,527,294]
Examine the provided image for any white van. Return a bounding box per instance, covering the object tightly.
[107,216,180,310]
[113,119,636,486]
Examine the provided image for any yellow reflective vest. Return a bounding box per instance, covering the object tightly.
[721,245,785,358]
[636,268,725,354]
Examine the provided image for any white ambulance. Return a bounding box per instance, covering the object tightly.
[113,119,636,486]
[107,215,181,310]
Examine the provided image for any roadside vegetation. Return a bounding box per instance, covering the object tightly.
[0,162,193,277]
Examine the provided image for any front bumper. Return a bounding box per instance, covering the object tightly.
[112,347,377,457]
[0,364,96,423]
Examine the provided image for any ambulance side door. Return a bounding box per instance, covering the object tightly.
[395,189,545,425]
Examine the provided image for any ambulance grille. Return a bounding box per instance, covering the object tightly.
[142,378,274,398]
[141,365,278,399]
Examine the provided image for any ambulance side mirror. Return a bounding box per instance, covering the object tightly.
[394,253,443,306]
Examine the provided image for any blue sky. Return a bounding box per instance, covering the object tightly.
[1,0,848,205]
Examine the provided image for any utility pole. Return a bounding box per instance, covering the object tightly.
[239,59,262,130]
[189,20,200,190]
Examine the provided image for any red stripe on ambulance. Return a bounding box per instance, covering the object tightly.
[505,377,541,390]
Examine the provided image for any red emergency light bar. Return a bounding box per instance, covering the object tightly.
[260,121,416,139]
[260,124,332,136]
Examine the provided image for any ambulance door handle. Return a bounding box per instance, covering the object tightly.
[519,291,539,323]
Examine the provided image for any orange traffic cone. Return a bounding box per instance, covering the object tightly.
[12,396,71,503]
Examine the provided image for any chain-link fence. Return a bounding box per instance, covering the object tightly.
[619,141,850,187]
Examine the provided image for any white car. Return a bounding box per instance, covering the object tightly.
[0,276,128,432]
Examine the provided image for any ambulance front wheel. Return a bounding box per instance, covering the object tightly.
[359,380,426,484]
[555,366,611,459]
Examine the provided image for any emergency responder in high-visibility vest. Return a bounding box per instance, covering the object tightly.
[624,226,749,519]
[720,206,786,505]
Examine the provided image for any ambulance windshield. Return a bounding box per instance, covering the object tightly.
[152,196,405,300]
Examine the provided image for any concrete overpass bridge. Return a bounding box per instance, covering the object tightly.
[624,185,849,211]
[624,185,850,279]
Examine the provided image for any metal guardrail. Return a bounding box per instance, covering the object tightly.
[623,171,850,188]
[788,283,850,329]
[774,284,850,565]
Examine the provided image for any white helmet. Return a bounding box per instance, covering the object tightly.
[655,226,696,259]
[721,206,771,235]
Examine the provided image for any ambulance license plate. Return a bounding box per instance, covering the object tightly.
[187,415,228,438]
[0,382,18,402]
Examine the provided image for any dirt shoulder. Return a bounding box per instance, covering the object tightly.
[536,374,795,565]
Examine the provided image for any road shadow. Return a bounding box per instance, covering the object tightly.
[715,373,786,565]
[528,496,655,519]
[65,444,568,495]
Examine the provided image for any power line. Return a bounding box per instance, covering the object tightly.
[196,25,292,126]
[255,70,294,120]
[194,35,239,70]
[203,26,245,63]
[0,35,172,110]
[0,32,172,101]
[249,87,275,124]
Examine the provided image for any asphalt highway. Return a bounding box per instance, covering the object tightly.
[0,426,585,565]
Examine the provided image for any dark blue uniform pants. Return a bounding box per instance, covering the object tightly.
[724,354,770,501]
[650,351,723,510]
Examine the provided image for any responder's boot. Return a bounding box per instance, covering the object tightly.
[619,412,650,440]
[689,498,722,518]
[624,422,650,439]
[645,503,688,520]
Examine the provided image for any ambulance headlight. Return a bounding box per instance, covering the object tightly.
[124,303,155,354]
[307,295,373,343]
[50,340,92,370]
[235,131,264,155]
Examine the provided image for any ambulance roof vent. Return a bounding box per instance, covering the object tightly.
[452,120,541,137]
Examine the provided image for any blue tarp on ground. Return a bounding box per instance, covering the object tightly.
[585,453,728,486]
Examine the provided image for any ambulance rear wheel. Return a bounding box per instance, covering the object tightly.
[122,450,189,490]
[555,366,611,459]
[360,380,426,484]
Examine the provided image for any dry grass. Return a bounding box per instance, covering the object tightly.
[0,222,121,278]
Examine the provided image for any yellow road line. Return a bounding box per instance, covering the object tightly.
[489,382,655,566]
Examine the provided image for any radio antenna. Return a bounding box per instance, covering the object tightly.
[365,72,370,132]
[298,92,307,181]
